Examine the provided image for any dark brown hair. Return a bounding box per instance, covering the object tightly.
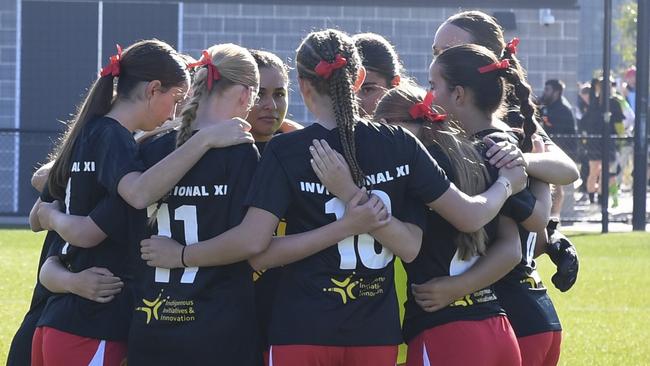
[353,33,403,86]
[250,49,289,84]
[435,44,537,152]
[374,83,489,259]
[296,29,366,186]
[47,39,188,200]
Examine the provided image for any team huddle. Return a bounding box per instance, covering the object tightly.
[8,10,581,366]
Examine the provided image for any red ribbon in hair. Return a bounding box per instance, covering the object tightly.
[409,90,446,123]
[478,59,510,74]
[187,50,221,91]
[314,54,347,79]
[100,44,122,77]
[505,37,520,55]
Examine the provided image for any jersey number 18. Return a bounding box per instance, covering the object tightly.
[325,190,394,270]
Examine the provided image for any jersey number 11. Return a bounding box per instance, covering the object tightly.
[147,204,199,284]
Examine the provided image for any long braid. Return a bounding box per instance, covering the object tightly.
[324,31,365,186]
[503,67,537,152]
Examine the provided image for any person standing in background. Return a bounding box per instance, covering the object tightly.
[541,79,577,218]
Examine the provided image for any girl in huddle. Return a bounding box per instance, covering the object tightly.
[353,32,405,116]
[373,83,529,366]
[126,43,263,365]
[31,39,249,366]
[422,43,561,366]
[141,29,527,366]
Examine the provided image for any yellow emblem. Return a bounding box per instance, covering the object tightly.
[323,274,360,304]
[136,291,167,324]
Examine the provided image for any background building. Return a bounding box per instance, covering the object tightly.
[0,0,596,216]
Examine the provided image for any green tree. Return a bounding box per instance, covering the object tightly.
[614,1,637,65]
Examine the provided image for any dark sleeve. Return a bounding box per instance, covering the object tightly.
[39,184,54,203]
[403,129,450,204]
[244,141,292,219]
[500,188,536,222]
[610,99,625,123]
[95,124,145,196]
[229,145,260,227]
[88,196,129,242]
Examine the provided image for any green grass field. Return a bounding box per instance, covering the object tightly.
[1,230,649,365]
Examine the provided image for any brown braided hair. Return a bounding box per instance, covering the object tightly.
[374,84,489,259]
[148,43,259,225]
[296,29,366,187]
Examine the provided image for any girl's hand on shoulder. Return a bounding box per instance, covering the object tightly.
[69,267,123,304]
[310,139,358,201]
[140,235,184,269]
[36,200,62,231]
[411,276,465,312]
[484,137,527,169]
[342,188,391,236]
[199,118,254,148]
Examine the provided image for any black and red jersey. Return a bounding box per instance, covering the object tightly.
[245,121,450,346]
[37,117,142,341]
[475,128,562,337]
[127,130,260,365]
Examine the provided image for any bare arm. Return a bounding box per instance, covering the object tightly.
[411,215,521,312]
[31,161,53,193]
[141,207,277,269]
[36,201,107,248]
[29,198,43,232]
[39,256,124,303]
[119,120,254,209]
[249,189,391,270]
[309,139,467,258]
[524,144,579,185]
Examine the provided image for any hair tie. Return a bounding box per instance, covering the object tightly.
[409,90,446,123]
[100,44,122,78]
[478,59,510,74]
[187,50,221,91]
[314,54,347,79]
[505,38,520,55]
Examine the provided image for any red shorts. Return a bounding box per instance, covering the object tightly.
[31,326,127,366]
[406,315,521,366]
[517,331,562,366]
[269,344,398,366]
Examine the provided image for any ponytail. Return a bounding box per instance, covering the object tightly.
[374,84,490,259]
[47,39,188,201]
[297,29,366,186]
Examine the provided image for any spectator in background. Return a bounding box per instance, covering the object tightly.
[579,78,625,207]
[541,79,577,218]
[622,66,636,112]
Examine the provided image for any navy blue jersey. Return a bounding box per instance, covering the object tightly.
[402,144,504,342]
[245,121,450,346]
[127,130,260,366]
[7,186,61,365]
[37,117,142,341]
[475,128,562,337]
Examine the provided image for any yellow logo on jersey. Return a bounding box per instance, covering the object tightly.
[136,291,166,324]
[451,294,475,307]
[323,273,360,304]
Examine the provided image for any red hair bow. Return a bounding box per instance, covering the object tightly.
[409,90,446,123]
[505,37,520,55]
[187,50,221,91]
[100,44,122,77]
[314,54,347,79]
[478,59,510,74]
